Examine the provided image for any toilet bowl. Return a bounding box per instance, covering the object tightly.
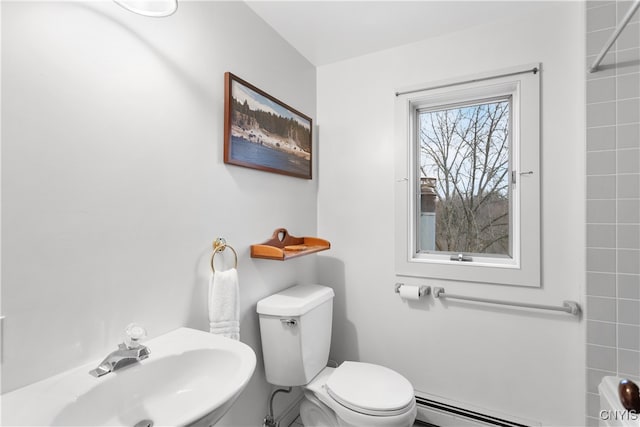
[256,284,417,427]
[300,364,417,427]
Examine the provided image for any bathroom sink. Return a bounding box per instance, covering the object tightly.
[1,327,256,426]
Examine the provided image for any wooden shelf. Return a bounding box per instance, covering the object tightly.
[251,228,330,261]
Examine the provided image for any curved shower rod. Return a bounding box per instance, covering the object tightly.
[589,0,640,73]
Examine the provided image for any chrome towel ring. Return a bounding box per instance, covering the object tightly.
[210,238,238,273]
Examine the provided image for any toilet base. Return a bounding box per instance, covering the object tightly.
[300,393,339,427]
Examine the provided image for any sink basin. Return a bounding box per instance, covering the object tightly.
[1,327,256,426]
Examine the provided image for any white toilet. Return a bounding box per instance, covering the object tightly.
[257,284,417,427]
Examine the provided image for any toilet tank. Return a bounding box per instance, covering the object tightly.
[256,284,334,386]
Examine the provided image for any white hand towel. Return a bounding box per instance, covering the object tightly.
[208,267,240,340]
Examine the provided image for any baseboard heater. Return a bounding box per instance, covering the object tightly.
[415,397,531,427]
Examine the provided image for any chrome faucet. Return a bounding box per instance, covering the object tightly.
[89,324,150,378]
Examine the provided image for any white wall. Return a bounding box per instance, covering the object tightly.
[317,3,586,425]
[1,1,316,424]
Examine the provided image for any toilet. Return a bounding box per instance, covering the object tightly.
[257,284,417,427]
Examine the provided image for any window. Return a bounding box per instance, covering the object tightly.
[418,97,512,258]
[394,65,540,287]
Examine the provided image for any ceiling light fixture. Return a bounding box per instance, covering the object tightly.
[113,0,178,17]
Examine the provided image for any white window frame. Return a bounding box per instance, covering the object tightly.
[394,65,541,287]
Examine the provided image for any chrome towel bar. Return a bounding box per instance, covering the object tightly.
[433,287,580,315]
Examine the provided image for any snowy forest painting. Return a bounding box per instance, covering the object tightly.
[223,73,312,179]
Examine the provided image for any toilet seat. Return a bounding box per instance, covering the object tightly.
[324,362,415,416]
[303,364,417,427]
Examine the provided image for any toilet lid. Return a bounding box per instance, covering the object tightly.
[325,362,414,416]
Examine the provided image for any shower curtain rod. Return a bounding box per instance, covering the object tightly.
[589,0,640,73]
[394,66,538,97]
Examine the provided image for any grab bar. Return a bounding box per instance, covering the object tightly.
[433,287,580,315]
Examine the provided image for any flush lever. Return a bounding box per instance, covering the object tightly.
[280,318,297,327]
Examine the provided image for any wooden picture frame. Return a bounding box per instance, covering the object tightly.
[224,72,312,179]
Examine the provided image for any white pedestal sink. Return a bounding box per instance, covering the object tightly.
[1,327,256,426]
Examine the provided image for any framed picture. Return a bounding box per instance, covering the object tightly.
[224,72,313,179]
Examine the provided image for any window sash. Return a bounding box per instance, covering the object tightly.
[409,85,520,267]
[414,95,515,260]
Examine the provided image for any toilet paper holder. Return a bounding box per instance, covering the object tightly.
[394,283,430,298]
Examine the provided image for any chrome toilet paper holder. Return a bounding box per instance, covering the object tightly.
[394,283,431,298]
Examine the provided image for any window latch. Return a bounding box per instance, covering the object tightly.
[512,170,534,184]
[450,253,473,262]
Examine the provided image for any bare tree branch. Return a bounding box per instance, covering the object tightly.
[419,99,511,255]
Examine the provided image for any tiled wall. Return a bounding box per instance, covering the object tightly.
[586,1,640,425]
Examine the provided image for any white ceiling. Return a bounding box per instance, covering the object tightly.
[246,1,555,66]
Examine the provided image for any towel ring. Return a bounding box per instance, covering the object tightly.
[210,238,238,273]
